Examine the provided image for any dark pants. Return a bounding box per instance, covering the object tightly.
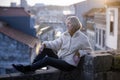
[31,48,76,71]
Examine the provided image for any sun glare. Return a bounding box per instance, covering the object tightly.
[28,0,86,6]
[0,0,86,6]
[63,10,72,15]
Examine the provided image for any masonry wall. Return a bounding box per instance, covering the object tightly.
[1,51,120,80]
[0,33,31,75]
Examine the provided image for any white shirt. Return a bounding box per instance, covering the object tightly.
[43,30,92,66]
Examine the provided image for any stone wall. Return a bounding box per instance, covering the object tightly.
[0,33,31,75]
[1,51,120,80]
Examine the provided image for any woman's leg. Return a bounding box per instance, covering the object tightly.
[12,48,59,73]
[12,57,76,73]
[31,57,76,71]
[32,48,58,64]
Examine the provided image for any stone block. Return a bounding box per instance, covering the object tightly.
[112,55,120,71]
[83,53,113,73]
[107,71,120,80]
[59,68,81,80]
[82,71,107,80]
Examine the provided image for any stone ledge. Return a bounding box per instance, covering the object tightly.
[0,56,85,80]
[0,52,120,80]
[0,67,60,80]
[107,71,120,80]
[83,53,113,73]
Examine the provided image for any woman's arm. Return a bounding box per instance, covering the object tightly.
[78,36,93,57]
[42,36,63,51]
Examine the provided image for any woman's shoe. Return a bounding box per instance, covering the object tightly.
[12,64,35,74]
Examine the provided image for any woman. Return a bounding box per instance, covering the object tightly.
[12,16,92,73]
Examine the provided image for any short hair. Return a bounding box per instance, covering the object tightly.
[66,16,82,30]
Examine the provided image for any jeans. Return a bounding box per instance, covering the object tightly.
[31,48,76,71]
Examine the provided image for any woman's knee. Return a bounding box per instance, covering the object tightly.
[42,57,50,63]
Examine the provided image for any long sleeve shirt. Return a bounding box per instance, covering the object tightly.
[43,30,92,66]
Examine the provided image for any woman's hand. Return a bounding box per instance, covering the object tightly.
[39,44,46,53]
[73,50,80,64]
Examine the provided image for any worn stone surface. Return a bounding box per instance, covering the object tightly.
[1,52,120,80]
[0,68,60,80]
[59,69,81,80]
[107,71,120,80]
[83,53,113,73]
[112,54,120,71]
[82,71,107,80]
